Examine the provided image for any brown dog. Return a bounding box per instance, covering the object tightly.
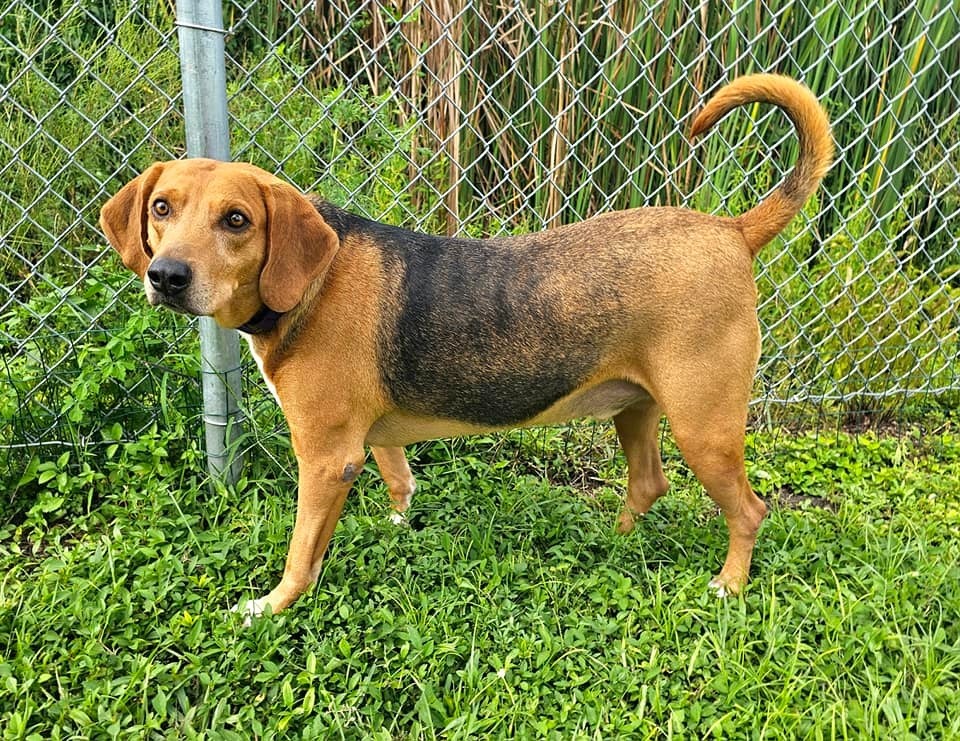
[100,74,833,619]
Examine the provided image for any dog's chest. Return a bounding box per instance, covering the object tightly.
[243,334,281,407]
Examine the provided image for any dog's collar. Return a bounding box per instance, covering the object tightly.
[237,306,284,335]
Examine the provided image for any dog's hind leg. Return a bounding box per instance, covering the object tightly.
[371,446,416,523]
[658,373,767,596]
[645,313,768,595]
[613,401,670,534]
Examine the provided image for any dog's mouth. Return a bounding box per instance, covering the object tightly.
[147,291,196,316]
[159,300,191,315]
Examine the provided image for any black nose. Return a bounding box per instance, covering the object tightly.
[147,258,192,296]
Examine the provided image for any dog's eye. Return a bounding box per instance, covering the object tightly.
[151,199,170,218]
[224,211,249,231]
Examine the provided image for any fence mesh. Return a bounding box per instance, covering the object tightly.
[2,1,958,498]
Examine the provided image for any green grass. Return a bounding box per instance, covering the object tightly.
[2,423,959,738]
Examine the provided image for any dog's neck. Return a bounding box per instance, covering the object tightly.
[237,305,284,335]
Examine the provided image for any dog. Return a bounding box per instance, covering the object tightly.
[100,74,833,619]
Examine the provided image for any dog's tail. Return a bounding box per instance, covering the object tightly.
[690,74,834,257]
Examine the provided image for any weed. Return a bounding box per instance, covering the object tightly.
[1,424,958,737]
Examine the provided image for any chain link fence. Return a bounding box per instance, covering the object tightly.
[2,1,958,501]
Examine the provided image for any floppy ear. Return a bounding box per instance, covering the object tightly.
[259,181,340,313]
[99,163,165,278]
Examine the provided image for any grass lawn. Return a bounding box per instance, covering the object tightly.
[2,421,959,738]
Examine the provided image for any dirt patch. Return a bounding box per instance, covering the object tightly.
[770,485,837,512]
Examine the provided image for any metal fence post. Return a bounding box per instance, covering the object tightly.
[175,0,243,483]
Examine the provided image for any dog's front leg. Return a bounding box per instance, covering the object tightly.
[235,444,365,621]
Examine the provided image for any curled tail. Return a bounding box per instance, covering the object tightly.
[691,74,834,257]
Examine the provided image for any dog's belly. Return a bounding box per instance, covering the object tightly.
[373,226,637,428]
[365,379,649,447]
[537,379,650,423]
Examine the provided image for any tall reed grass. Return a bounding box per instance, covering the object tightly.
[242,0,957,255]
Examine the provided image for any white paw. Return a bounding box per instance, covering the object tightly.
[708,579,729,598]
[389,511,409,526]
[231,597,268,627]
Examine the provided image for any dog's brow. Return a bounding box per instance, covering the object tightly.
[212,194,256,218]
[149,188,178,202]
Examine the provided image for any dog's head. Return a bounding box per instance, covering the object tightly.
[99,159,339,328]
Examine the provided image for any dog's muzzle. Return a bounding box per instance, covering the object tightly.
[146,257,193,310]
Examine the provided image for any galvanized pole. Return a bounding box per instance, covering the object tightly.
[175,0,243,483]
